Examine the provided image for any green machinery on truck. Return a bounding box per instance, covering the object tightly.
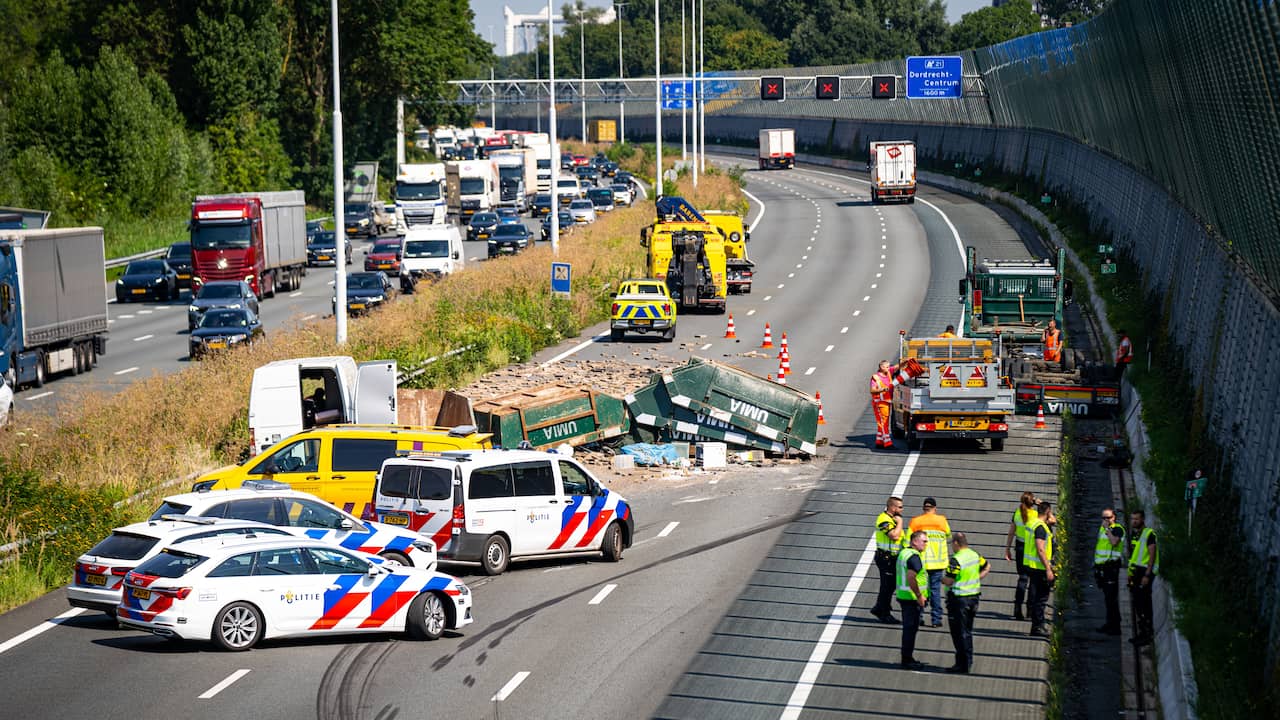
[959,246,1121,418]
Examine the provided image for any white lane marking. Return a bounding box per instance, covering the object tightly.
[657,521,680,538]
[824,345,834,352]
[881,254,887,259]
[747,309,756,316]
[879,263,885,268]
[0,608,84,655]
[492,671,531,702]
[777,284,785,289]
[779,451,920,720]
[588,584,618,606]
[876,273,882,278]
[787,273,794,279]
[133,334,153,342]
[840,327,849,334]
[289,291,303,298]
[327,280,335,286]
[882,244,887,250]
[700,343,713,350]
[136,310,153,315]
[117,314,134,319]
[708,478,720,485]
[862,295,871,302]
[795,263,803,268]
[673,495,713,505]
[742,188,767,232]
[806,246,812,251]
[871,284,878,289]
[802,255,808,260]
[853,310,862,317]
[199,669,251,700]
[114,367,138,376]
[540,332,611,368]
[302,314,318,321]
[763,295,772,301]
[107,319,115,324]
[27,391,54,400]
[805,367,816,376]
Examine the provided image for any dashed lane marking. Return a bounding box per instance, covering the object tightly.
[541,332,611,368]
[114,367,138,376]
[862,295,871,302]
[763,295,772,302]
[289,291,303,298]
[825,345,834,352]
[0,608,84,655]
[805,367,816,376]
[133,335,153,342]
[492,672,531,702]
[26,391,53,400]
[302,314,317,321]
[840,327,849,334]
[788,273,794,278]
[588,584,618,606]
[853,310,862,317]
[199,669,251,700]
[747,309,756,316]
[117,314,134,319]
[777,284,785,289]
[701,343,713,350]
[657,521,680,538]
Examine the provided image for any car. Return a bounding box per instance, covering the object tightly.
[587,187,616,213]
[188,280,260,331]
[568,199,596,224]
[530,193,553,217]
[305,218,329,243]
[560,152,575,170]
[165,242,194,290]
[116,535,470,650]
[571,154,589,167]
[467,211,499,241]
[116,259,179,303]
[194,425,494,518]
[364,237,403,274]
[67,516,292,617]
[615,170,635,187]
[307,230,352,267]
[338,271,396,315]
[495,206,522,225]
[190,307,264,358]
[575,165,599,186]
[555,178,583,204]
[344,202,377,239]
[610,183,634,207]
[148,481,439,570]
[610,278,677,341]
[487,223,531,257]
[373,449,633,575]
[600,161,619,178]
[542,210,574,241]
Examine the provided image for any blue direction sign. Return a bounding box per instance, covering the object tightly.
[661,80,693,110]
[905,56,963,99]
[551,262,571,297]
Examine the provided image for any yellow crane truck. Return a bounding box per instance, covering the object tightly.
[640,197,727,312]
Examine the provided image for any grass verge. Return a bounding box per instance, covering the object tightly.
[1046,412,1075,720]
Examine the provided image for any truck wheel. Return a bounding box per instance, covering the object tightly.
[263,274,276,299]
[1061,348,1076,373]
[70,344,82,376]
[991,438,1005,451]
[33,352,45,388]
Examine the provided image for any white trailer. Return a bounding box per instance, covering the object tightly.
[869,140,917,204]
[445,160,500,219]
[758,128,796,170]
[491,148,538,212]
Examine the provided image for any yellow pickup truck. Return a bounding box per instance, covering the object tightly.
[610,278,677,342]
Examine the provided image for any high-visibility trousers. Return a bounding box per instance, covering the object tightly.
[873,401,893,448]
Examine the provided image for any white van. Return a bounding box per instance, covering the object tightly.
[399,224,464,292]
[372,449,634,575]
[247,356,397,453]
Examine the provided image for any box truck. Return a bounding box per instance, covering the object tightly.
[446,160,500,219]
[490,148,538,212]
[758,129,796,170]
[868,140,917,204]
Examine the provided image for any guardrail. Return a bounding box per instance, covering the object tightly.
[104,247,167,270]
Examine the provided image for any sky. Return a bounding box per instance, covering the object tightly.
[470,1,996,55]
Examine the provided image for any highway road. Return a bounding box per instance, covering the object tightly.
[0,159,1061,719]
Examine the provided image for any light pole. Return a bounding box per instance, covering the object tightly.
[330,0,347,345]
[531,24,542,133]
[615,1,627,144]
[579,4,587,142]
[699,0,706,174]
[549,0,560,255]
[653,0,661,197]
[681,0,686,162]
[490,65,496,130]
[690,0,697,186]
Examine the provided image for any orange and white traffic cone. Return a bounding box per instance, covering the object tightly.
[767,373,774,382]
[780,332,789,355]
[816,392,826,425]
[724,313,737,339]
[761,323,773,349]
[780,348,791,376]
[1035,404,1047,429]
[777,355,788,385]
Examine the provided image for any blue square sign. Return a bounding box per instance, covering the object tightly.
[905,56,963,99]
[551,262,571,297]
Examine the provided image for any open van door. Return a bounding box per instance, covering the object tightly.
[355,360,398,425]
[249,363,304,453]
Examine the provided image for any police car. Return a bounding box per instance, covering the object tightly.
[117,536,472,650]
[67,516,292,617]
[147,481,437,570]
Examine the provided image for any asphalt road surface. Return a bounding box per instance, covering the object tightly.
[0,160,1061,719]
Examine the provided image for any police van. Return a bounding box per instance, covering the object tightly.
[372,449,634,575]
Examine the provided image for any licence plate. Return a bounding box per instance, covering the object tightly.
[318,255,331,261]
[131,587,151,600]
[378,264,392,269]
[178,274,190,280]
[382,513,409,527]
[632,319,651,326]
[478,233,489,239]
[350,303,366,310]
[131,288,146,295]
[940,418,987,431]
[208,341,227,350]
[85,574,108,587]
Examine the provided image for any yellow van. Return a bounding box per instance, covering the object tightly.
[194,425,493,520]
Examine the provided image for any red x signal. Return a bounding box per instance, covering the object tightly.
[872,74,896,100]
[816,75,840,100]
[760,76,785,101]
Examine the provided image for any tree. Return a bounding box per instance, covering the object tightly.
[180,1,285,124]
[947,0,1041,52]
[709,28,788,71]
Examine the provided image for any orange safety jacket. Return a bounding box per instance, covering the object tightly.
[1043,328,1062,362]
[870,369,895,404]
[1115,336,1133,364]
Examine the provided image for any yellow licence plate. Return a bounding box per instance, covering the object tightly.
[318,255,331,261]
[131,288,146,294]
[178,274,190,280]
[208,341,227,350]
[350,303,366,310]
[632,319,651,326]
[382,513,409,526]
[85,574,108,587]
[131,587,151,600]
[940,418,987,431]
[478,233,489,239]
[378,263,392,269]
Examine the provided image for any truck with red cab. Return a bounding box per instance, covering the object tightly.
[189,191,307,299]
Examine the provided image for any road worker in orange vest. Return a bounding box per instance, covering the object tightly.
[1043,319,1064,363]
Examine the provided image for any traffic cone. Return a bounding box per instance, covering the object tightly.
[1035,404,1047,429]
[761,323,773,349]
[777,355,788,385]
[724,313,737,339]
[767,373,774,382]
[780,332,789,355]
[780,348,791,376]
[816,392,826,425]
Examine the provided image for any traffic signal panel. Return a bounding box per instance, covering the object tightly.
[872,75,897,100]
[816,76,840,100]
[760,76,784,101]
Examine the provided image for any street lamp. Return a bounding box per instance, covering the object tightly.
[690,0,696,185]
[549,0,560,255]
[653,0,661,196]
[615,1,628,143]
[330,0,347,345]
[579,3,587,142]
[699,0,706,174]
[681,0,687,162]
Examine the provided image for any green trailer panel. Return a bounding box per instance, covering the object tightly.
[472,384,629,449]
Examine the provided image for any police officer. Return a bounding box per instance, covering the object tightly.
[942,532,989,674]
[1127,509,1159,646]
[1023,501,1055,637]
[870,496,904,624]
[897,530,930,670]
[1094,508,1125,635]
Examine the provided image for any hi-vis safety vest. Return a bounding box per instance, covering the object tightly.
[1021,518,1052,570]
[1013,508,1039,543]
[875,512,900,554]
[1094,522,1124,565]
[1128,527,1159,575]
[896,548,928,601]
[870,371,893,403]
[949,548,983,597]
[911,514,950,571]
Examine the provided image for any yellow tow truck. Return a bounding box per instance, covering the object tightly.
[610,278,677,341]
[702,211,753,294]
[639,197,728,312]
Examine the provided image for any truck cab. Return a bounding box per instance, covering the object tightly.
[702,211,754,294]
[395,163,447,227]
[446,160,500,219]
[248,356,399,455]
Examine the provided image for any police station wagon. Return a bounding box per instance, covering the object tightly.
[372,449,634,575]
